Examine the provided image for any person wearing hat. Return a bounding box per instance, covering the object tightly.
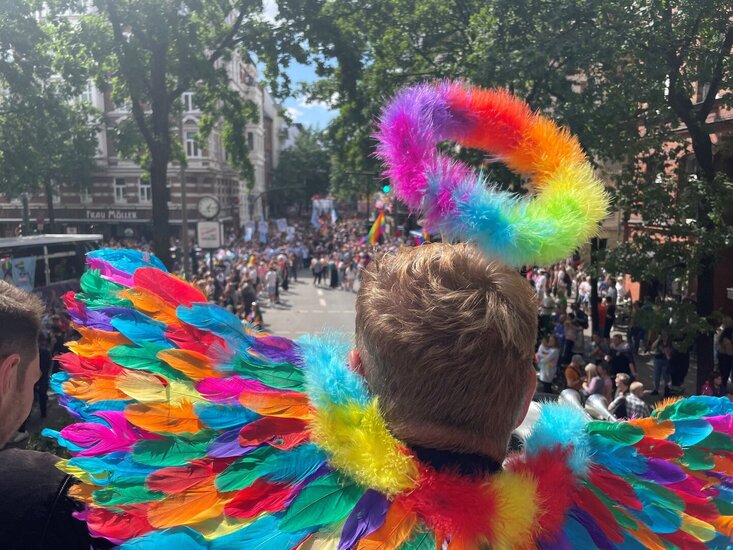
[564,353,586,391]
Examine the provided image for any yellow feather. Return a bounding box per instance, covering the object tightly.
[297,533,341,550]
[680,513,716,542]
[116,371,168,402]
[195,514,258,540]
[67,328,130,357]
[489,472,540,550]
[310,399,418,496]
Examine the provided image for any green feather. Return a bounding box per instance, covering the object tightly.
[586,422,644,445]
[279,472,364,533]
[697,431,733,452]
[401,528,435,549]
[715,496,733,516]
[94,484,164,506]
[632,479,684,511]
[132,432,215,467]
[109,344,187,380]
[231,357,305,391]
[215,447,278,492]
[683,448,715,470]
[78,270,132,308]
[656,399,709,421]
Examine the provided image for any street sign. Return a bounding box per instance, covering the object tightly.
[196,221,221,249]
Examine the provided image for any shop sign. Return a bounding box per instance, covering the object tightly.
[86,209,140,220]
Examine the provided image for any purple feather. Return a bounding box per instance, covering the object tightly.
[67,306,115,331]
[207,428,257,458]
[538,530,574,550]
[569,507,615,550]
[641,458,687,484]
[338,490,390,550]
[249,335,301,365]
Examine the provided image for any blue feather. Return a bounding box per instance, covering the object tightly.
[525,403,591,474]
[259,443,327,484]
[668,418,713,446]
[194,402,260,430]
[297,333,369,407]
[177,303,251,351]
[87,248,167,273]
[119,527,206,549]
[50,371,72,395]
[40,428,84,453]
[589,436,646,476]
[110,310,172,348]
[62,397,129,422]
[629,497,680,534]
[209,515,312,550]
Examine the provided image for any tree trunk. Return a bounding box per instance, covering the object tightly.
[150,144,172,269]
[44,179,56,234]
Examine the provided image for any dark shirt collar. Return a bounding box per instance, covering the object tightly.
[409,444,502,477]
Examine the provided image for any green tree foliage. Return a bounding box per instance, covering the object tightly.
[49,0,304,267]
[282,0,732,383]
[0,0,99,232]
[270,128,330,216]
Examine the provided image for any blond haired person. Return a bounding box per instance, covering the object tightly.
[352,243,537,463]
[581,363,603,398]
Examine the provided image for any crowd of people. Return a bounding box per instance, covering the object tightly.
[526,259,733,418]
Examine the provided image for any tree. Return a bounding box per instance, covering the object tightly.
[53,0,306,267]
[0,0,99,230]
[270,128,330,216]
[0,91,99,232]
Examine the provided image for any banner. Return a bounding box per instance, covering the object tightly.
[310,205,320,229]
[286,226,296,242]
[9,256,36,291]
[276,218,288,233]
[258,221,269,243]
[244,222,255,242]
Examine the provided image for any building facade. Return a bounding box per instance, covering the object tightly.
[0,52,298,241]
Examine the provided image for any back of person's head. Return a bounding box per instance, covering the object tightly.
[585,363,598,378]
[355,243,538,458]
[0,281,44,371]
[630,381,644,397]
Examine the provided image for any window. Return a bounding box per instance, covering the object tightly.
[186,131,200,157]
[247,132,254,150]
[80,187,92,204]
[79,79,94,105]
[138,179,151,203]
[182,92,196,112]
[114,178,127,203]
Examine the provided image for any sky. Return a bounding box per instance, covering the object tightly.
[278,62,338,129]
[259,0,338,129]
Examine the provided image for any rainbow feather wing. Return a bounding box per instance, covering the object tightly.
[528,397,733,549]
[45,250,379,548]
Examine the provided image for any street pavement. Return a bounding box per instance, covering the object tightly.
[260,270,358,338]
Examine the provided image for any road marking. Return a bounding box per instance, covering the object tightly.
[309,310,325,313]
[319,298,327,307]
[317,289,324,297]
[342,310,355,314]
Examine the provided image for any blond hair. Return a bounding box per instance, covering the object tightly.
[355,243,538,458]
[585,363,598,378]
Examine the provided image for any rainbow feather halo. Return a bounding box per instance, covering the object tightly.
[375,82,610,266]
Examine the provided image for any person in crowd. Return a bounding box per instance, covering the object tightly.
[651,332,672,396]
[596,362,614,402]
[609,381,650,419]
[589,332,609,364]
[628,301,645,355]
[535,334,560,394]
[608,333,638,378]
[0,281,108,549]
[561,312,578,365]
[581,363,603,398]
[701,371,729,398]
[564,354,585,392]
[603,296,616,341]
[716,325,733,391]
[265,265,278,306]
[577,275,592,311]
[608,372,631,418]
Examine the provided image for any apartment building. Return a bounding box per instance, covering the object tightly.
[0,52,299,240]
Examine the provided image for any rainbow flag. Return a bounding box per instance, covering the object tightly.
[367,211,386,244]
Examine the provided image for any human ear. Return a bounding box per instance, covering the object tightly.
[0,354,21,395]
[348,349,365,377]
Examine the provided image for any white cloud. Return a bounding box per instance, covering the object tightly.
[262,0,279,22]
[285,106,303,120]
[296,93,339,110]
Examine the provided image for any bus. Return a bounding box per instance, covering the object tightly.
[0,234,102,303]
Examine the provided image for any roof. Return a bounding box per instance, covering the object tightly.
[0,234,103,248]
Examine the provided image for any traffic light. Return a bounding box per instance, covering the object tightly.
[382,184,390,193]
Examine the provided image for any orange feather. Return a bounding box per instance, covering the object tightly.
[239,389,313,419]
[67,328,130,357]
[157,348,223,381]
[120,288,180,326]
[629,417,676,440]
[147,483,229,528]
[356,500,417,550]
[125,400,205,434]
[63,376,129,403]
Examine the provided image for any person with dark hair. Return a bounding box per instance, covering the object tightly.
[717,325,733,391]
[0,281,105,549]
